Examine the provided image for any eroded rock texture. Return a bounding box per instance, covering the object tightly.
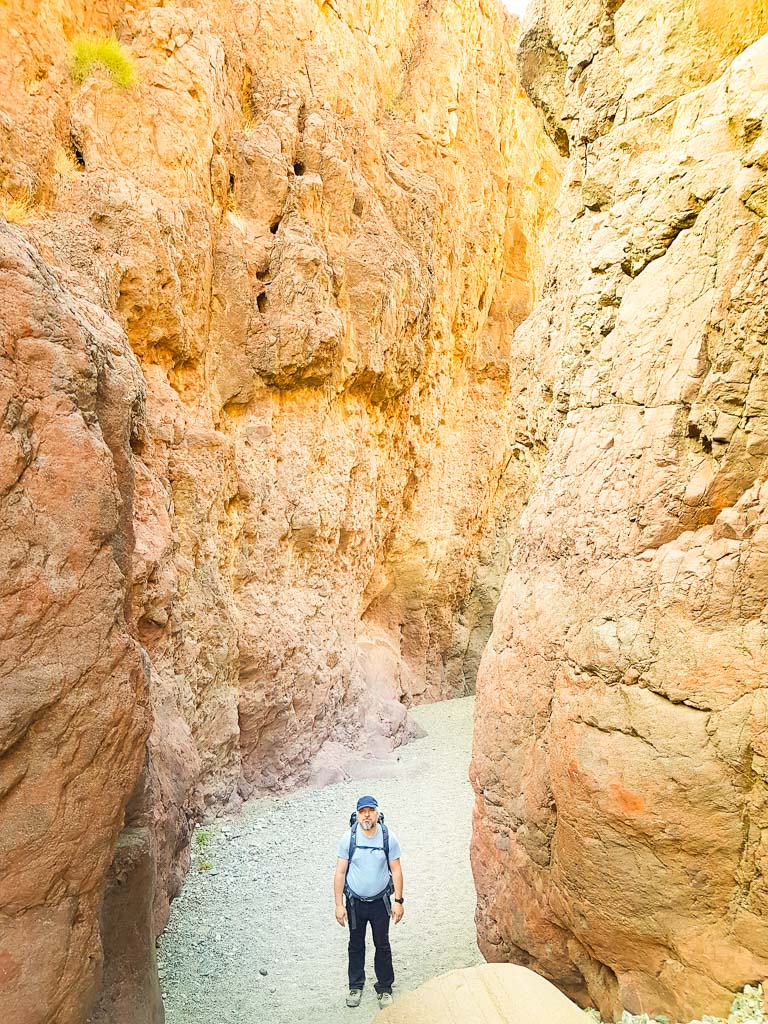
[472,1,768,1019]
[0,1,557,1021]
[0,226,150,1022]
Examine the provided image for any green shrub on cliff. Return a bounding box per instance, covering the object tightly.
[70,34,137,89]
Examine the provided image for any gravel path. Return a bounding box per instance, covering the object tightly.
[157,696,482,1024]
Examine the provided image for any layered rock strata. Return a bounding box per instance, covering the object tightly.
[472,0,768,1019]
[0,1,557,1021]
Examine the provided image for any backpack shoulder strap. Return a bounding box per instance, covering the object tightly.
[343,823,358,900]
[382,822,390,862]
[348,822,358,862]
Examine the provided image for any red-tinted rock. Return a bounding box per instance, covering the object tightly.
[0,225,149,1024]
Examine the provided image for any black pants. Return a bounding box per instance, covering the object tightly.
[347,897,394,994]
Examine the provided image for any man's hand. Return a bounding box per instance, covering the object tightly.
[391,903,404,924]
[333,859,349,925]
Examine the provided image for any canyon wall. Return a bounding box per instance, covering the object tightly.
[0,1,557,1022]
[472,0,768,1019]
[0,225,151,1024]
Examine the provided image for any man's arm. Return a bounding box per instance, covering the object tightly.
[389,858,404,923]
[334,858,348,926]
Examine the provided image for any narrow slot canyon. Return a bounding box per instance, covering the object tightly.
[156,698,480,1024]
[2,0,768,1023]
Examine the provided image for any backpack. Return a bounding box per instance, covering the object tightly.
[343,810,394,908]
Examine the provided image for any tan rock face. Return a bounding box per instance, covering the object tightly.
[374,963,591,1024]
[0,1,557,1021]
[472,1,768,1018]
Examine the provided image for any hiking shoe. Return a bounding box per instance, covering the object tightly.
[377,992,394,1009]
[346,989,363,1008]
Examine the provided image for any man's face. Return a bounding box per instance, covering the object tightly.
[357,806,378,831]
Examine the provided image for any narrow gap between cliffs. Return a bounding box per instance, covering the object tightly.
[157,697,480,1024]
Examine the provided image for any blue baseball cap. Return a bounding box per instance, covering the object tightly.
[356,795,378,811]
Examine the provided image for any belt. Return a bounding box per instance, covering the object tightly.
[345,886,392,929]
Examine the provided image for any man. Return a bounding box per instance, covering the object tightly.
[334,796,405,1010]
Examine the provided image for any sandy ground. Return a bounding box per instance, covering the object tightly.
[157,696,482,1024]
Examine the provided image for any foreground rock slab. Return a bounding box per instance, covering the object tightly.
[374,964,589,1024]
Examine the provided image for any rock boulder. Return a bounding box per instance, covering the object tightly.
[374,963,591,1024]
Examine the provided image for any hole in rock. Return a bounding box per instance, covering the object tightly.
[293,161,305,176]
[70,137,85,169]
[256,268,270,281]
[269,219,280,234]
[256,292,268,313]
[229,172,235,192]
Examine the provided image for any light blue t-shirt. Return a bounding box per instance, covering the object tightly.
[337,825,401,899]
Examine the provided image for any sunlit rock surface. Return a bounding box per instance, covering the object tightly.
[374,963,590,1023]
[0,0,557,1021]
[471,1,768,1019]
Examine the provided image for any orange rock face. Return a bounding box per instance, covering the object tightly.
[0,0,557,1021]
[471,1,768,1019]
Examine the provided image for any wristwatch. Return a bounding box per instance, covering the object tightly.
[394,897,404,904]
